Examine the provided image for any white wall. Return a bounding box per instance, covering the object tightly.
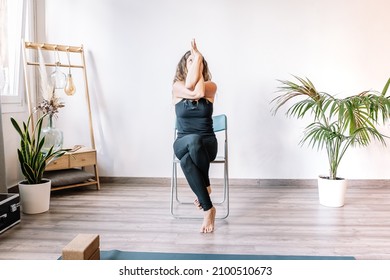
[1,108,27,189]
[20,0,390,180]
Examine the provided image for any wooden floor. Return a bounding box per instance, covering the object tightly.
[1,179,390,260]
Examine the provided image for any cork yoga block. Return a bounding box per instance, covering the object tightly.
[62,234,100,260]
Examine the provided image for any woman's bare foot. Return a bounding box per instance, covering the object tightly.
[194,186,212,209]
[200,206,216,233]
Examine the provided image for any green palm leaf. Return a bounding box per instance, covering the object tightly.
[271,75,390,179]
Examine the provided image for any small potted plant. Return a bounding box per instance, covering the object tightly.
[272,75,390,207]
[10,113,68,214]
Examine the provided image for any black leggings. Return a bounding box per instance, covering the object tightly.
[173,134,218,211]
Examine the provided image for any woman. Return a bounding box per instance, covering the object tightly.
[172,39,218,233]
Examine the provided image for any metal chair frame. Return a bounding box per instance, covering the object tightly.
[170,114,229,219]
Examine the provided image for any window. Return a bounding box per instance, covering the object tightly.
[0,0,31,113]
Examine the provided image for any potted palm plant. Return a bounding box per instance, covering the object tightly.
[272,75,390,207]
[11,113,68,214]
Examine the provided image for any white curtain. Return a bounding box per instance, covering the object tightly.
[0,0,8,95]
[1,0,29,100]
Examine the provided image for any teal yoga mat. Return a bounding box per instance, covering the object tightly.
[97,250,355,260]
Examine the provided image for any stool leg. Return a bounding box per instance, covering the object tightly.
[170,161,177,216]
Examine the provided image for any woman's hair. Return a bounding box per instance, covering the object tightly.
[173,50,212,83]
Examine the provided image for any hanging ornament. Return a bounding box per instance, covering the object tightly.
[64,50,76,96]
[50,50,66,89]
[65,73,76,96]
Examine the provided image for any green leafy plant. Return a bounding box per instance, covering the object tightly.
[10,114,69,184]
[272,75,390,180]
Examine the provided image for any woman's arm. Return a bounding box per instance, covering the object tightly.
[173,39,217,104]
[173,78,205,100]
[185,39,203,89]
[185,54,203,90]
[173,79,217,104]
[204,81,217,102]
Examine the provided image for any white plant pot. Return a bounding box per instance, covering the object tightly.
[317,176,347,207]
[18,179,51,214]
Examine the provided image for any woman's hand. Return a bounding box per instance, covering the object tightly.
[191,39,203,60]
[185,39,203,89]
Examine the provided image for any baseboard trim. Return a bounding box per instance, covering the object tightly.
[8,177,390,190]
[99,177,390,188]
[99,177,172,185]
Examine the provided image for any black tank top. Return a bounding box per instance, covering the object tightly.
[175,98,214,138]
